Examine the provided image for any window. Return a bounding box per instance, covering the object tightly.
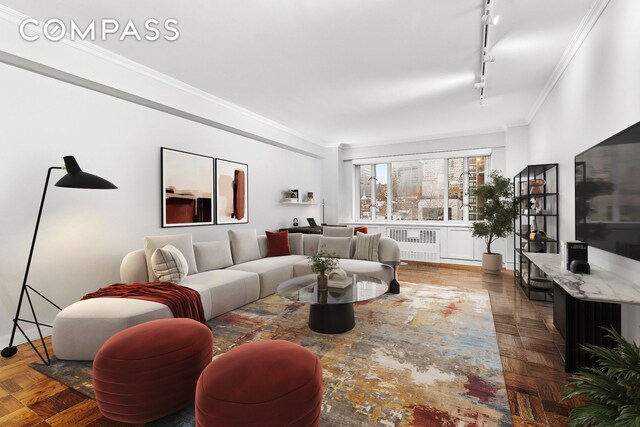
[356,154,488,222]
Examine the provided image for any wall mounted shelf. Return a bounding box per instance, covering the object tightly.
[281,201,316,205]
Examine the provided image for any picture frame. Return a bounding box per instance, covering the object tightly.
[290,189,299,201]
[161,147,214,227]
[216,158,249,224]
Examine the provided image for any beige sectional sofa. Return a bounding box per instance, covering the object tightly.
[52,230,400,360]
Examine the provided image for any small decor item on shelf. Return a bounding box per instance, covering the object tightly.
[528,230,549,241]
[563,327,640,427]
[306,192,314,202]
[290,189,299,201]
[529,179,545,194]
[308,250,339,292]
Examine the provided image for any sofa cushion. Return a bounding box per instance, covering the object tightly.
[151,244,188,282]
[228,229,261,264]
[228,255,306,298]
[288,233,304,255]
[193,241,233,271]
[182,270,260,318]
[144,234,198,281]
[322,226,354,237]
[318,236,351,259]
[354,233,381,262]
[303,235,321,256]
[266,231,291,257]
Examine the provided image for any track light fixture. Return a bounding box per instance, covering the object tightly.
[476,0,498,107]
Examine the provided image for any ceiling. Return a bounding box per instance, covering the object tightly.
[1,0,595,147]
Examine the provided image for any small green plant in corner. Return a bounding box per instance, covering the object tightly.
[308,250,339,277]
[562,327,640,427]
[470,170,517,254]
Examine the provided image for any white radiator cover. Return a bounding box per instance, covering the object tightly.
[387,227,440,262]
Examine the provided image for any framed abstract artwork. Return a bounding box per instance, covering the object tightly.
[161,148,214,227]
[216,158,248,224]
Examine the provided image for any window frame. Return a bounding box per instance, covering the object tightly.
[354,150,490,223]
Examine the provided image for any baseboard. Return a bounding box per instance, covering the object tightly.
[0,326,51,349]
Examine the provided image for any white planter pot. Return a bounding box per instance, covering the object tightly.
[482,253,503,275]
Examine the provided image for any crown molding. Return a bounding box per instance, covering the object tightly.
[343,126,506,149]
[524,0,611,124]
[0,5,328,149]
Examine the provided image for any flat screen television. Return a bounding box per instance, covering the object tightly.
[575,120,640,262]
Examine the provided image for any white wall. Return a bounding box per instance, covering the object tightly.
[528,0,640,341]
[0,15,326,344]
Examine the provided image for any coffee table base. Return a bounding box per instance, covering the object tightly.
[309,303,355,334]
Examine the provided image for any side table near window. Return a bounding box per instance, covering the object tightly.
[380,261,407,294]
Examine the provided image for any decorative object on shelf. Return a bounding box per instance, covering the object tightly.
[161,148,214,227]
[470,171,517,274]
[290,189,299,201]
[216,158,248,224]
[306,192,314,202]
[308,250,339,293]
[1,156,117,365]
[293,217,299,226]
[528,178,545,194]
[563,327,640,427]
[569,260,591,274]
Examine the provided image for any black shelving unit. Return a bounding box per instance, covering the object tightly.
[513,164,559,301]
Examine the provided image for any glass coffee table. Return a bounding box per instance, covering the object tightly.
[276,274,388,334]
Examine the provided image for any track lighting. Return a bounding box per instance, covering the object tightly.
[483,54,495,63]
[474,82,485,90]
[482,13,500,26]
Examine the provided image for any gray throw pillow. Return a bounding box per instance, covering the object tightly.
[322,226,354,237]
[354,232,381,261]
[144,234,198,281]
[150,244,188,283]
[289,233,304,255]
[193,241,234,271]
[228,229,261,264]
[317,236,352,259]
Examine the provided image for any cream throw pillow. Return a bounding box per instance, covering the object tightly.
[354,232,381,261]
[151,244,189,283]
[144,234,198,281]
[317,236,352,259]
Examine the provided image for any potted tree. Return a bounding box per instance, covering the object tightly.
[471,170,517,274]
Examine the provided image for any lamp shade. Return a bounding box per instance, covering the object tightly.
[55,156,117,189]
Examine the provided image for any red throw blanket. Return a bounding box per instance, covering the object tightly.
[82,282,209,328]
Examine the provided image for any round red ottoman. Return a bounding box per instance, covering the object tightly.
[93,318,213,423]
[196,340,322,427]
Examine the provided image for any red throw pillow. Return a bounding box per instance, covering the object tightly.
[266,231,291,257]
[354,226,368,235]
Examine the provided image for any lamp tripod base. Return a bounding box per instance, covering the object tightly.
[1,346,17,358]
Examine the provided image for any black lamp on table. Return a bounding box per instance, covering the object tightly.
[1,156,117,365]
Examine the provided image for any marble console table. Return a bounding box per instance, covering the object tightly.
[522,252,637,372]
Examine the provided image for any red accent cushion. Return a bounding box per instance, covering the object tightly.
[354,226,368,235]
[196,340,322,426]
[93,318,213,424]
[266,230,291,257]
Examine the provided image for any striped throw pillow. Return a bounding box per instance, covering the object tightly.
[354,232,381,261]
[151,244,189,283]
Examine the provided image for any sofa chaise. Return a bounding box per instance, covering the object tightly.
[52,229,400,360]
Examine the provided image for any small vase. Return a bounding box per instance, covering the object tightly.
[317,274,328,292]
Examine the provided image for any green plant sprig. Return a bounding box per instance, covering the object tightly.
[563,327,640,427]
[308,250,339,276]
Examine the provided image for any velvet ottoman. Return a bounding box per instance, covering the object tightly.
[196,340,323,426]
[93,318,213,423]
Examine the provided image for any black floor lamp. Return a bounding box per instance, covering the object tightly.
[1,156,117,365]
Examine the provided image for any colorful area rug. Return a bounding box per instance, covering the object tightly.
[32,282,511,426]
